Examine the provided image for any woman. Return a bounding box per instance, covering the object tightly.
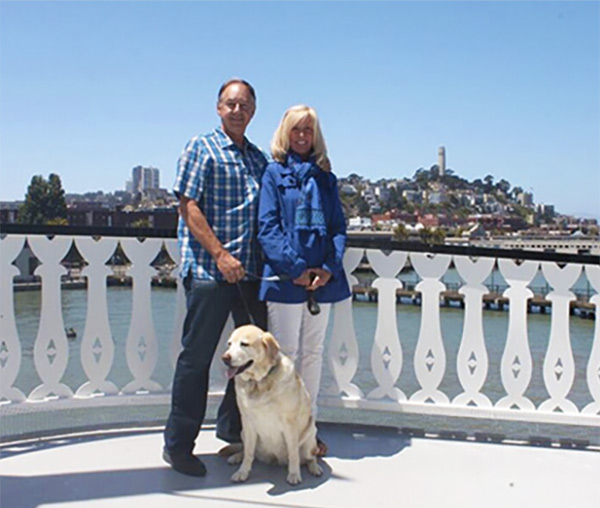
[258,105,351,456]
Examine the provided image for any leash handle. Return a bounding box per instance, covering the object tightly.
[307,273,321,315]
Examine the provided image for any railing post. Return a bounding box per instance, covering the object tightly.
[453,256,495,407]
[366,249,408,401]
[27,236,74,400]
[496,259,538,410]
[410,252,452,404]
[165,239,185,375]
[327,248,364,399]
[74,236,119,397]
[120,238,163,393]
[583,264,600,415]
[0,235,26,403]
[539,262,582,413]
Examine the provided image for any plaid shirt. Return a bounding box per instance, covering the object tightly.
[174,127,268,281]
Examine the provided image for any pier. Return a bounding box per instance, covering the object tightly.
[351,286,596,319]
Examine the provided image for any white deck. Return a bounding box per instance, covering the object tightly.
[1,423,598,508]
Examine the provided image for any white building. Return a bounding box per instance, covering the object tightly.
[348,216,372,230]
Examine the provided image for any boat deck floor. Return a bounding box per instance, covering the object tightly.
[1,422,598,508]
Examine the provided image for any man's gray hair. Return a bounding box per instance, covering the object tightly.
[218,78,256,103]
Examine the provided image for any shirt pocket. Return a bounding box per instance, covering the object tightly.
[213,161,246,209]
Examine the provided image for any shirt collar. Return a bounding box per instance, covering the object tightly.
[214,126,250,151]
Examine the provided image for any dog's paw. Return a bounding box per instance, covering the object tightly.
[227,451,244,465]
[307,460,323,477]
[286,471,302,485]
[231,467,250,483]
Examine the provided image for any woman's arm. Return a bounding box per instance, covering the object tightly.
[322,178,347,279]
[258,167,307,279]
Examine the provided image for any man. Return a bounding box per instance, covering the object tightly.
[163,79,268,477]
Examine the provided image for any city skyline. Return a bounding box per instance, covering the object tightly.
[12,151,587,222]
[1,1,598,219]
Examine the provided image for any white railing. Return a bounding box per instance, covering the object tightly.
[322,247,599,428]
[1,232,599,439]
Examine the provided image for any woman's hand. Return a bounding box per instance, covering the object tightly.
[306,268,331,291]
[294,268,332,289]
[293,270,313,287]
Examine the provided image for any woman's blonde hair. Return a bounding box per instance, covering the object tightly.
[270,105,331,172]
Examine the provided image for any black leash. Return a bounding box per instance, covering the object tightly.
[236,280,255,325]
[235,271,320,319]
[236,271,287,325]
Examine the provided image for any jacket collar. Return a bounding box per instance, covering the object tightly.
[287,151,315,166]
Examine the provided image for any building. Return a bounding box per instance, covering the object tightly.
[348,216,372,230]
[131,166,160,194]
[0,201,21,224]
[517,192,534,207]
[438,146,446,177]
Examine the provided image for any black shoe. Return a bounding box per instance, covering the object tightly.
[162,448,207,477]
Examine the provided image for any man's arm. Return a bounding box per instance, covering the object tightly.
[179,195,245,283]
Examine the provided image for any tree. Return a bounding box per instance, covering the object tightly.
[48,174,68,220]
[413,168,431,189]
[383,186,406,211]
[393,223,409,241]
[472,178,485,191]
[511,186,524,199]
[18,173,68,225]
[495,178,511,196]
[356,196,371,216]
[131,218,151,228]
[419,227,446,245]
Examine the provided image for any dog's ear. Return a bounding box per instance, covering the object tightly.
[262,332,280,362]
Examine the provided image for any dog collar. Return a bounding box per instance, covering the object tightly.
[265,363,278,378]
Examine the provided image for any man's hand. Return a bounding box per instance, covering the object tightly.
[216,250,245,283]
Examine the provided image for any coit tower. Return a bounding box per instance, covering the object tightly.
[438,146,446,177]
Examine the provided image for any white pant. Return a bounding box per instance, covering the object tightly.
[267,301,332,417]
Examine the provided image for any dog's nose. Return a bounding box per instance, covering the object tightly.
[222,353,231,366]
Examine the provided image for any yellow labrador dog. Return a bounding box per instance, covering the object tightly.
[221,324,323,485]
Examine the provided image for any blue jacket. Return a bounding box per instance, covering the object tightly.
[257,154,351,303]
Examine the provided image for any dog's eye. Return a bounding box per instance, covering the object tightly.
[241,341,249,347]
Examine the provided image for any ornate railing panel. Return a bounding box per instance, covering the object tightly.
[0,228,598,438]
[74,236,119,397]
[453,256,495,408]
[0,235,26,403]
[496,259,538,411]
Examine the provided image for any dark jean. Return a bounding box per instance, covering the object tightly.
[163,277,267,457]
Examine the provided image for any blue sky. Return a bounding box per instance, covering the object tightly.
[1,1,599,218]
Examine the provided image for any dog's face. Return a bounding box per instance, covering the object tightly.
[222,325,280,381]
